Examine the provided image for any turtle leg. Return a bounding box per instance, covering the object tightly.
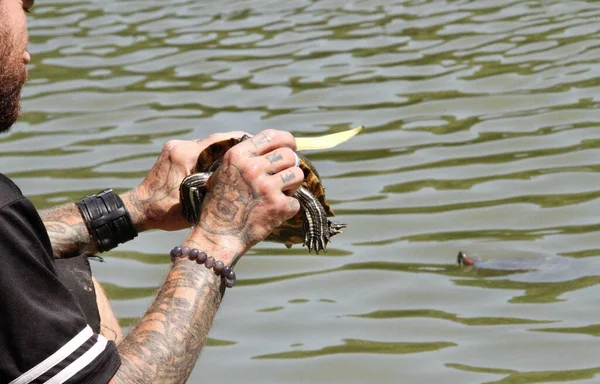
[180,172,212,224]
[294,186,330,254]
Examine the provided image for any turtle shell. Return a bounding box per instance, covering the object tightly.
[194,136,335,247]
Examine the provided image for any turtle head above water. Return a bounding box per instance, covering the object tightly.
[457,251,479,266]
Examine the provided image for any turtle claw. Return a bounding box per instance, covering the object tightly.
[303,231,325,254]
[304,238,326,254]
[303,221,347,254]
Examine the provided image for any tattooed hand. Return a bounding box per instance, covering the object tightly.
[188,129,303,265]
[41,130,300,258]
[122,132,247,232]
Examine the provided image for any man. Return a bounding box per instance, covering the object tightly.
[1,0,304,382]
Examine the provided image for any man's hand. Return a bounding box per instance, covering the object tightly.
[185,129,304,265]
[42,129,301,259]
[113,129,304,384]
[123,131,246,232]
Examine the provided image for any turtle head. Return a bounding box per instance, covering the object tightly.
[457,251,479,266]
[328,221,347,236]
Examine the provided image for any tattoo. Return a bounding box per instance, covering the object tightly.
[114,260,224,383]
[199,163,260,240]
[40,203,97,258]
[280,170,296,184]
[265,151,283,164]
[250,132,272,149]
[129,161,179,232]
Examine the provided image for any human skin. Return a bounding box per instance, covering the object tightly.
[41,131,303,383]
[93,276,125,344]
[2,1,304,382]
[0,0,31,131]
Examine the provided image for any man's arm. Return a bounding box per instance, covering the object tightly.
[112,235,229,383]
[40,132,247,258]
[40,202,97,257]
[110,129,303,383]
[40,192,151,258]
[38,129,302,383]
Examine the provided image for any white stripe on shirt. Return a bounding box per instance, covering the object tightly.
[45,334,109,384]
[9,326,94,384]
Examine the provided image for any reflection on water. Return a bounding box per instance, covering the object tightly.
[350,309,554,326]
[254,338,457,359]
[20,0,600,382]
[447,363,600,384]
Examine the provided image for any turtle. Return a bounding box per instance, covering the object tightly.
[457,251,570,272]
[180,135,347,253]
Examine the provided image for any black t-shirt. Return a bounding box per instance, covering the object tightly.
[0,174,120,383]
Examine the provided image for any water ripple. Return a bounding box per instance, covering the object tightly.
[21,0,600,382]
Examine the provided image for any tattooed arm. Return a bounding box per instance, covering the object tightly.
[40,132,249,258]
[40,203,97,258]
[112,235,234,383]
[110,130,303,383]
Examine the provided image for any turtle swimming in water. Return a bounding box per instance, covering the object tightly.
[457,251,570,272]
[180,127,363,253]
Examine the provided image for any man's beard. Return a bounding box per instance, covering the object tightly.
[0,46,27,134]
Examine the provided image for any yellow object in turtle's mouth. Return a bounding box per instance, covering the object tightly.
[295,125,364,151]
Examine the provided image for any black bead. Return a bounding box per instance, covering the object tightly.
[214,260,225,275]
[170,246,183,259]
[224,271,236,288]
[189,248,200,260]
[205,256,215,269]
[196,251,207,264]
[181,246,190,256]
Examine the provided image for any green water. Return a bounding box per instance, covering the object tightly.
[15,0,600,382]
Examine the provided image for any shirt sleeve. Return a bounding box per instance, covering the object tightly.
[0,195,120,384]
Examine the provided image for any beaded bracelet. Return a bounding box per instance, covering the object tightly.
[170,246,237,288]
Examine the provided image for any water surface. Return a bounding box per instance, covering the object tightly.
[18,0,600,383]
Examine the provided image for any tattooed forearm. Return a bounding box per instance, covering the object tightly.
[40,203,97,258]
[125,190,153,232]
[112,259,224,384]
[39,187,167,258]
